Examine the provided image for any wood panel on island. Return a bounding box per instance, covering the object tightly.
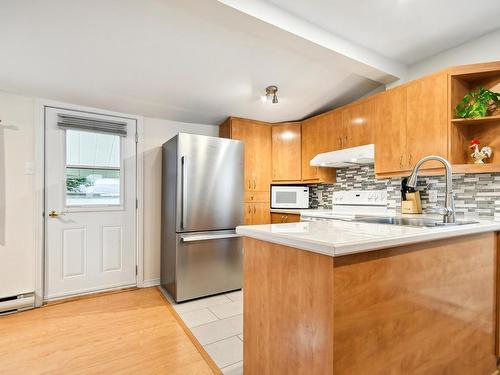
[243,232,499,374]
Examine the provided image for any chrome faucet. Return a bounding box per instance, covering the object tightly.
[406,155,456,224]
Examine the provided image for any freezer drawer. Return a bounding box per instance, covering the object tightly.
[174,230,243,302]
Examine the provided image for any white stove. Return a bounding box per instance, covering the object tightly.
[300,190,389,222]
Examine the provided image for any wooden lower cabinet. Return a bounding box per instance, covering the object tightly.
[252,202,270,225]
[243,203,253,225]
[243,233,498,375]
[270,213,300,224]
[244,202,270,225]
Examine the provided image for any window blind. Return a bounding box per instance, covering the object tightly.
[57,114,128,136]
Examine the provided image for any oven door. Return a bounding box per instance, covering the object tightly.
[271,186,309,209]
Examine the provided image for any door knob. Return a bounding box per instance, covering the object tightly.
[48,210,66,218]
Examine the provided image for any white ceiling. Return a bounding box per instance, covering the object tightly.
[0,1,498,125]
[0,0,388,125]
[264,0,500,65]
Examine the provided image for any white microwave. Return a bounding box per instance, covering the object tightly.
[271,185,309,209]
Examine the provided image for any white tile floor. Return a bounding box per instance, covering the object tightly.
[166,290,244,375]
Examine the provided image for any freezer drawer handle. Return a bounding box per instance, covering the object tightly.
[180,234,241,242]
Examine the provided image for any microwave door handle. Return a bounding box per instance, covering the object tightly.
[181,156,187,229]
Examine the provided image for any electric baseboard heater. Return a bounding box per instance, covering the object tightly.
[0,293,35,315]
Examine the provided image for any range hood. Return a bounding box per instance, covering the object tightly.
[310,144,374,168]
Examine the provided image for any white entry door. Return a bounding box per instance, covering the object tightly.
[44,107,137,300]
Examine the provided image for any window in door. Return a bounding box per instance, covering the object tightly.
[65,130,122,207]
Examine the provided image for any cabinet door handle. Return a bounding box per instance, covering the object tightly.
[248,179,251,189]
[284,215,288,223]
[339,137,343,149]
[408,153,413,167]
[253,205,256,214]
[253,179,256,189]
[399,155,403,169]
[248,205,251,214]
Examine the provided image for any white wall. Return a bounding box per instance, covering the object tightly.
[0,91,36,298]
[409,29,500,81]
[142,117,219,283]
[0,89,218,296]
[385,29,500,89]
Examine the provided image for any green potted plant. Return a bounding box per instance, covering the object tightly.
[455,86,500,118]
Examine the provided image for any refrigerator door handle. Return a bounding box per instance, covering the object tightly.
[180,233,241,242]
[181,156,187,229]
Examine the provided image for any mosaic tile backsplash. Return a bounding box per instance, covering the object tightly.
[309,165,500,218]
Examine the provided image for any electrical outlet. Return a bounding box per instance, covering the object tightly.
[429,190,438,203]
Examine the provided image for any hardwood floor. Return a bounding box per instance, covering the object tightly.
[0,288,217,375]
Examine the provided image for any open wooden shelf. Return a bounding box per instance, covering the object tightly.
[451,115,500,126]
[449,64,500,167]
[452,163,500,174]
[376,163,500,179]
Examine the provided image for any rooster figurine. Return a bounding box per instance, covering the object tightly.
[470,138,492,164]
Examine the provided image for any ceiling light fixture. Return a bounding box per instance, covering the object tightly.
[264,85,278,104]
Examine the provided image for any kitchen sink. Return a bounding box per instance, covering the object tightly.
[352,216,478,227]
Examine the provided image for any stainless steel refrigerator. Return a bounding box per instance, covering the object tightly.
[161,133,244,302]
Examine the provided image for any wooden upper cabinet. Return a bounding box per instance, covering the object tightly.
[243,202,270,225]
[301,114,337,183]
[326,110,343,152]
[272,122,301,182]
[252,122,272,191]
[301,117,320,181]
[405,73,448,170]
[228,118,255,191]
[243,203,253,225]
[342,98,375,148]
[374,87,408,175]
[219,117,271,192]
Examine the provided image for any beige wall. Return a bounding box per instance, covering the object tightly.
[142,117,219,282]
[0,91,36,298]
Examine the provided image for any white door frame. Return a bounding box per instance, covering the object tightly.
[33,99,145,306]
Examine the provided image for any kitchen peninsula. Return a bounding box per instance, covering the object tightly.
[237,220,500,374]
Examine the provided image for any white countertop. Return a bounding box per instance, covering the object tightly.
[236,216,500,257]
[270,208,329,215]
